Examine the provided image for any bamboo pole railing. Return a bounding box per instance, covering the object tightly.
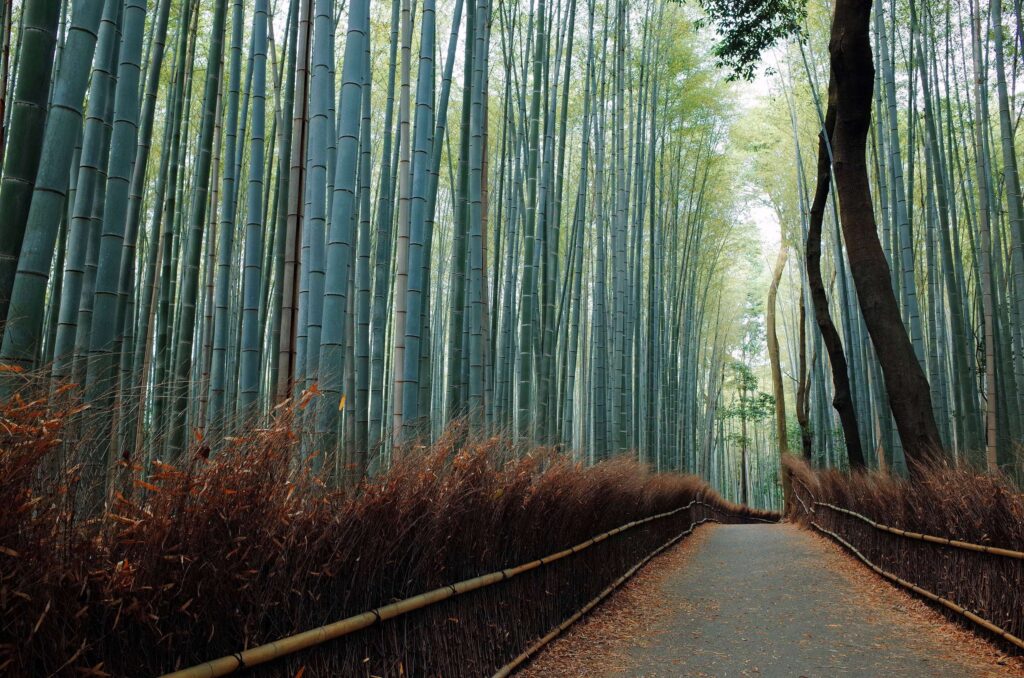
[814,502,1024,559]
[162,498,759,678]
[811,521,1024,651]
[491,517,716,677]
[789,477,816,516]
[788,474,1024,652]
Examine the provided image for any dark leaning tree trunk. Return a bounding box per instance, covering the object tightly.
[795,293,813,461]
[808,82,865,470]
[828,0,942,469]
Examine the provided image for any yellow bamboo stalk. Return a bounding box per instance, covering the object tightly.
[816,502,1024,559]
[492,517,717,678]
[162,499,740,677]
[811,521,1024,651]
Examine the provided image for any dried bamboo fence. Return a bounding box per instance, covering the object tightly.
[164,500,772,677]
[786,459,1024,652]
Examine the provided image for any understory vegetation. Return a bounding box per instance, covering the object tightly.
[1,0,1023,671]
[0,386,775,676]
[786,457,1024,650]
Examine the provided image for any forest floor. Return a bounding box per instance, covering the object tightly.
[520,523,1024,677]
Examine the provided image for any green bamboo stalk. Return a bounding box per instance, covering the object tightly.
[167,0,229,456]
[1,0,109,370]
[238,0,269,414]
[317,0,369,450]
[0,0,60,322]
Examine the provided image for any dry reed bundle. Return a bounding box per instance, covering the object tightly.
[785,456,1024,651]
[0,387,775,676]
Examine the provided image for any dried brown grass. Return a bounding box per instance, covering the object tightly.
[0,388,775,676]
[786,456,1024,653]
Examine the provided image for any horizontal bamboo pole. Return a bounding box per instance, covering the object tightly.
[810,521,1024,651]
[816,502,1024,559]
[163,498,747,677]
[492,517,717,678]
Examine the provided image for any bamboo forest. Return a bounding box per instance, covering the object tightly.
[2,0,1024,675]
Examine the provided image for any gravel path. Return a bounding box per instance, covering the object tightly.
[523,523,1020,677]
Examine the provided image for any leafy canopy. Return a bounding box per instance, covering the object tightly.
[691,0,807,80]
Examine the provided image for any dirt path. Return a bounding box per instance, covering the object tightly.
[521,523,1021,677]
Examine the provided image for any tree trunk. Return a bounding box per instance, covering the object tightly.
[766,237,793,508]
[969,0,998,471]
[275,0,312,402]
[740,395,749,506]
[828,0,942,469]
[807,80,865,470]
[0,0,60,323]
[795,293,812,461]
[767,239,788,456]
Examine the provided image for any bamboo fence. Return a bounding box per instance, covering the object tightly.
[163,499,766,677]
[789,472,1024,652]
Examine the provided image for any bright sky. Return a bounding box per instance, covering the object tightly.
[734,66,784,261]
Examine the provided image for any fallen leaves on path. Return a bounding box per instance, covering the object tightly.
[808,528,1024,677]
[520,524,1024,677]
[519,524,718,677]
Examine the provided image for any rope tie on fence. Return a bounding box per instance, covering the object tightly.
[161,497,756,678]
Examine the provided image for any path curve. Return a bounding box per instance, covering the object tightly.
[522,523,1020,677]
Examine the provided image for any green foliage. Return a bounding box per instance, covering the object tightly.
[723,364,775,423]
[719,294,774,449]
[692,0,807,80]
